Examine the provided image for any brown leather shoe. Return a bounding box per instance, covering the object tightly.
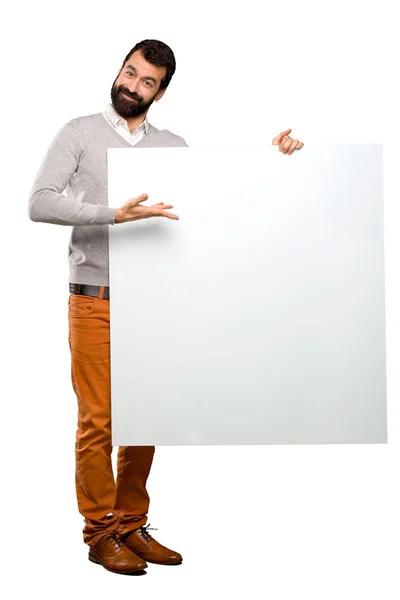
[122,524,182,565]
[88,533,148,574]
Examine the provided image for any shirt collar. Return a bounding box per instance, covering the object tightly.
[103,102,149,134]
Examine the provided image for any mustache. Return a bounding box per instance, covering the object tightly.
[119,88,143,102]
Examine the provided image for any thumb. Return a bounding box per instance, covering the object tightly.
[279,128,292,139]
[135,193,149,203]
[272,128,292,144]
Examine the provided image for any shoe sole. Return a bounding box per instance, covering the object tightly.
[144,558,183,565]
[88,552,147,575]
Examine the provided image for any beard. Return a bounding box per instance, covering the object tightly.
[110,83,157,118]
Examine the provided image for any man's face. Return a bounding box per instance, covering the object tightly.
[111,50,167,119]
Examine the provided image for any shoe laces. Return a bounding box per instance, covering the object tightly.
[106,533,123,550]
[139,523,158,542]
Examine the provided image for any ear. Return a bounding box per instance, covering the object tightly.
[155,87,166,102]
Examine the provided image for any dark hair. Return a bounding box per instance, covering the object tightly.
[121,39,176,91]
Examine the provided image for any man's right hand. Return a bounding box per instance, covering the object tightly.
[114,193,179,224]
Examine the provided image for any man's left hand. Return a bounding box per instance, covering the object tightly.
[272,128,304,154]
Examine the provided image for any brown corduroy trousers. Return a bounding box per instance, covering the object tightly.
[68,288,155,547]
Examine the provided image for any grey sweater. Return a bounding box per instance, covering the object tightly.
[28,112,188,286]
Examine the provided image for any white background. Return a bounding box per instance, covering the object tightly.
[2,0,399,598]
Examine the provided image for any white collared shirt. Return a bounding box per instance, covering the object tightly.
[101,102,149,146]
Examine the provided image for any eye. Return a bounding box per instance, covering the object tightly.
[144,80,152,87]
[126,71,133,76]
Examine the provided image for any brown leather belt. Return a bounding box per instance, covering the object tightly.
[69,283,110,300]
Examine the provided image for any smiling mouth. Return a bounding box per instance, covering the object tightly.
[121,92,139,101]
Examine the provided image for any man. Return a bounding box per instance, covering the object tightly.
[28,38,304,576]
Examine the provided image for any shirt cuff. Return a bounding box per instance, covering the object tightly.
[96,205,117,224]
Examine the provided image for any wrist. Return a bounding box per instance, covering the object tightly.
[115,208,124,224]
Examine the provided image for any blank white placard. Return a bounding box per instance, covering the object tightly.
[108,146,386,446]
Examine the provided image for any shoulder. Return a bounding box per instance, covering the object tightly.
[64,112,104,133]
[54,113,105,150]
[148,123,188,147]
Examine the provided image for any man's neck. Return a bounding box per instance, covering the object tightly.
[124,112,148,134]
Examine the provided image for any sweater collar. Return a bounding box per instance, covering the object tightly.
[103,102,149,134]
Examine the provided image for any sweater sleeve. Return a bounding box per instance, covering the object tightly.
[28,122,116,226]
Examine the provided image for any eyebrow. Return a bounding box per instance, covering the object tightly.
[125,65,157,83]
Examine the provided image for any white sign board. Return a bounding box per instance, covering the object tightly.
[108,146,386,446]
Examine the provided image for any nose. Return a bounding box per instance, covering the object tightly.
[126,79,141,94]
